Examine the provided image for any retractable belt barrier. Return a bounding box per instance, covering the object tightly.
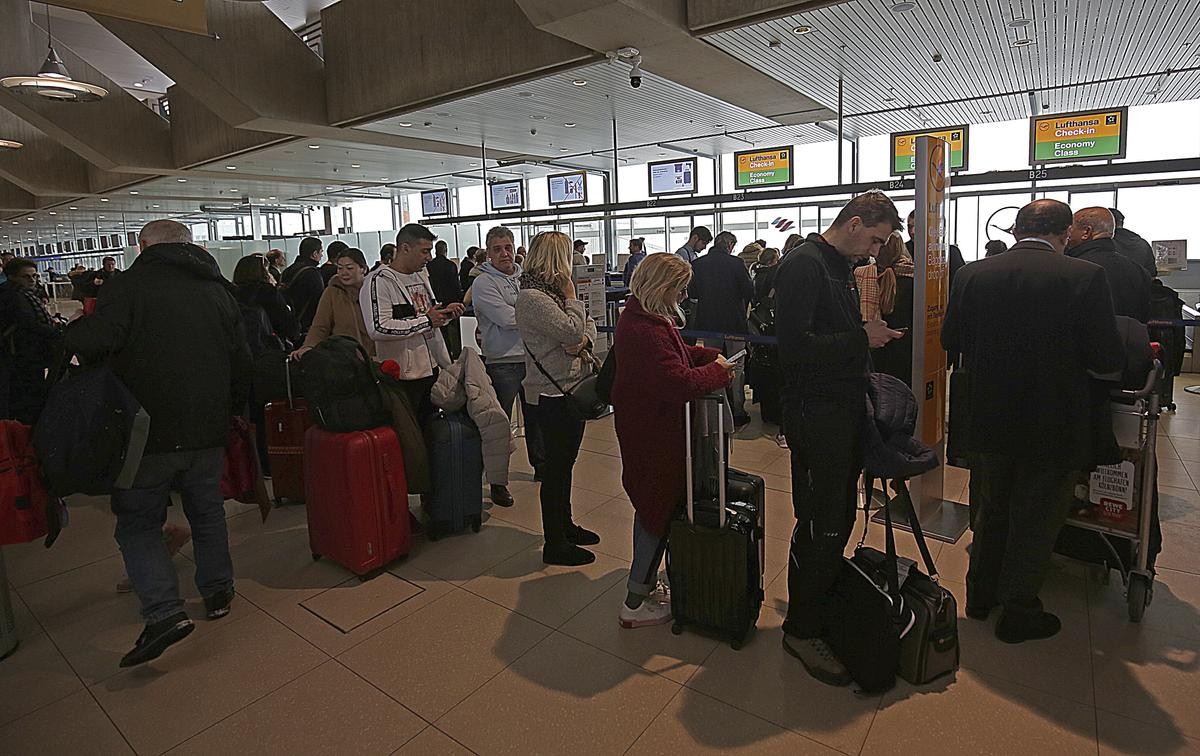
[595,324,779,345]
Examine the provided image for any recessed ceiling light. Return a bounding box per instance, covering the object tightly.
[129,190,138,194]
[792,24,815,35]
[469,162,478,166]
[572,79,587,87]
[890,1,917,12]
[177,178,187,182]
[517,91,534,97]
[132,81,143,88]
[380,177,390,181]
[100,197,110,201]
[56,223,63,227]
[152,204,160,208]
[559,147,569,152]
[564,122,576,128]
[435,111,450,117]
[69,206,77,210]
[225,165,237,170]
[1012,37,1035,47]
[325,186,335,190]
[10,222,16,225]
[530,115,548,121]
[229,188,239,192]
[138,218,145,222]
[268,196,276,200]
[397,121,412,127]
[97,215,104,219]
[980,109,994,115]
[26,217,33,221]
[308,144,320,149]
[351,163,361,168]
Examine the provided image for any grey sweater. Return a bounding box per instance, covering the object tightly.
[515,289,598,405]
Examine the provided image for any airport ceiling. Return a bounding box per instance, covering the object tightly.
[2,0,1199,244]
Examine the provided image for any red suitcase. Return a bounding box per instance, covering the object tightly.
[305,426,411,576]
[266,398,310,504]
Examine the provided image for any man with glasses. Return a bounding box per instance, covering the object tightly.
[0,256,62,423]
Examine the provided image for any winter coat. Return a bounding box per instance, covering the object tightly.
[1113,227,1157,279]
[1068,237,1151,322]
[515,288,597,405]
[427,255,463,305]
[612,296,729,537]
[65,242,251,454]
[303,276,376,358]
[471,262,523,362]
[281,257,325,331]
[431,348,512,485]
[689,249,754,336]
[234,280,299,346]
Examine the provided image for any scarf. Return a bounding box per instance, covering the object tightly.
[519,271,567,311]
[878,256,915,316]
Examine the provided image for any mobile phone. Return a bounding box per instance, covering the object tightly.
[895,327,910,334]
[727,349,748,364]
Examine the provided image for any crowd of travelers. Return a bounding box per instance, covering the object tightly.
[0,191,1169,681]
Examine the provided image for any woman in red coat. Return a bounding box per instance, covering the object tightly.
[612,254,734,628]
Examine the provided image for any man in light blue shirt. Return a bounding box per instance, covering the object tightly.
[674,226,713,264]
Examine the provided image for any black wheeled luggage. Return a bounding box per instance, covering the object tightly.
[423,410,484,539]
[667,393,765,649]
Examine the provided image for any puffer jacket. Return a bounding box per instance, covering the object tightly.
[431,349,512,485]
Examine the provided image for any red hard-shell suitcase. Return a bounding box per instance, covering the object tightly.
[0,421,50,546]
[266,399,310,504]
[304,426,411,576]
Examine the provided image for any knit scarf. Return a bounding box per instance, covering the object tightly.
[519,272,567,311]
[878,256,915,316]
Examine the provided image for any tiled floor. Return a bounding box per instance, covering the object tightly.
[3,381,1200,755]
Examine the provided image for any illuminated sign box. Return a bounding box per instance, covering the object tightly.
[734,146,792,190]
[648,157,697,196]
[421,189,449,217]
[548,171,587,205]
[890,126,968,176]
[489,180,524,211]
[1029,107,1127,165]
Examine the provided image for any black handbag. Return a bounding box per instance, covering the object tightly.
[526,346,608,421]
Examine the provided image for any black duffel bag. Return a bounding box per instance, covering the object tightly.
[296,336,389,432]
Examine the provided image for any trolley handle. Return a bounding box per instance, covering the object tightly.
[1112,359,1163,405]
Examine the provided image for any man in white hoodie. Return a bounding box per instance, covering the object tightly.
[473,226,546,501]
[360,224,464,418]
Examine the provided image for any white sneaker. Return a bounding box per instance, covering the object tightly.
[649,579,670,603]
[774,432,789,449]
[619,597,672,629]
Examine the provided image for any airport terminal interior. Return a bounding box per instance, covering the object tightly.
[3,0,1200,753]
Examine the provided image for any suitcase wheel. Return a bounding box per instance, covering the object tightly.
[671,622,683,636]
[471,515,482,533]
[311,553,321,562]
[730,637,743,651]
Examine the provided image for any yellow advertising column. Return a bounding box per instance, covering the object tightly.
[906,135,970,542]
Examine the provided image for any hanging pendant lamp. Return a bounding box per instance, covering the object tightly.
[1,5,107,102]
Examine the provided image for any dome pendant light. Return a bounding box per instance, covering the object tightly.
[1,5,107,102]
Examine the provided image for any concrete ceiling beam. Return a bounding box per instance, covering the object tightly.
[0,179,38,213]
[686,0,848,34]
[0,0,173,172]
[322,0,598,127]
[515,0,835,125]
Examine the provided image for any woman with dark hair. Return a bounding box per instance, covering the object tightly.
[293,247,375,358]
[372,243,396,271]
[232,254,299,350]
[984,239,1008,258]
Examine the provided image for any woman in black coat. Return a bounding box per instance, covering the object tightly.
[233,254,299,350]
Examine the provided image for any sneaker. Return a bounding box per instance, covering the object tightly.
[782,634,853,687]
[119,612,194,668]
[490,484,514,508]
[566,524,601,546]
[774,432,789,449]
[203,587,235,621]
[995,610,1061,644]
[619,597,672,629]
[543,543,596,566]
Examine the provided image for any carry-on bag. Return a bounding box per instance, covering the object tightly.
[304,425,411,576]
[423,410,484,539]
[220,417,273,523]
[0,421,50,546]
[297,336,390,432]
[667,393,765,649]
[265,358,309,505]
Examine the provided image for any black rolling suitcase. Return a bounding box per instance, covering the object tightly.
[667,393,765,649]
[423,410,484,539]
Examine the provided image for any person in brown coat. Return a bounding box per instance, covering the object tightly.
[292,247,375,359]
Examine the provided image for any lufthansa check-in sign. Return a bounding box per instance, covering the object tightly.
[1029,107,1128,165]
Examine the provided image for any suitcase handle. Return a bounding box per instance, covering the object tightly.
[683,392,726,528]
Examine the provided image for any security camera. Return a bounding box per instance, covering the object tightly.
[530,127,538,136]
[931,51,943,63]
[629,55,644,88]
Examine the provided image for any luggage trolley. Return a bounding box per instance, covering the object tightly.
[1058,361,1163,622]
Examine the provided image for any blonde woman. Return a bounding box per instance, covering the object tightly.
[515,231,600,566]
[611,254,735,627]
[853,232,914,385]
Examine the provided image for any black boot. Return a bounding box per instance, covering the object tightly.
[120,612,195,668]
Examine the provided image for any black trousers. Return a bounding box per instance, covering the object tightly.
[783,395,864,639]
[532,396,585,547]
[967,454,1074,619]
[398,372,438,422]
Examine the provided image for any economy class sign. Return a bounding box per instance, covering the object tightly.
[734,147,793,190]
[890,126,968,176]
[1029,107,1127,165]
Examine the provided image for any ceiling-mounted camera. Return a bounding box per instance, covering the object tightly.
[629,56,644,88]
[607,47,644,89]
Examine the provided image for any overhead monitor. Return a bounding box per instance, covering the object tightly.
[548,171,587,205]
[489,180,524,211]
[421,188,450,217]
[890,125,969,176]
[1029,107,1128,165]
[734,146,792,190]
[647,157,698,196]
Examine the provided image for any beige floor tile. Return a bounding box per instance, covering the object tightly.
[1167,437,1200,463]
[729,440,786,474]
[0,690,132,756]
[759,451,794,479]
[580,435,618,455]
[462,545,627,628]
[392,726,475,755]
[300,573,425,633]
[0,591,84,727]
[1097,710,1200,755]
[338,588,550,722]
[1159,436,1180,461]
[3,495,120,587]
[90,609,327,754]
[762,487,796,543]
[570,456,629,498]
[1158,458,1196,490]
[759,468,792,494]
[864,669,1097,755]
[1092,623,1200,739]
[1158,485,1200,530]
[627,688,840,755]
[402,520,540,583]
[559,581,719,685]
[1091,567,1200,642]
[437,632,679,756]
[575,498,635,563]
[167,661,424,756]
[1157,523,1200,576]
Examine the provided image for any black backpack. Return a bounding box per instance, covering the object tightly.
[239,301,283,358]
[296,336,389,431]
[33,365,150,496]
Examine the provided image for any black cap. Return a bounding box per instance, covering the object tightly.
[573,239,587,249]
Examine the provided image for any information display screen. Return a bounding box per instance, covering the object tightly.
[734,146,792,190]
[489,180,524,211]
[647,157,697,196]
[890,126,968,176]
[421,189,450,217]
[548,171,587,205]
[1029,107,1127,165]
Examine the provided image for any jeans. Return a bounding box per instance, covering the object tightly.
[485,361,546,472]
[628,515,667,596]
[110,448,233,624]
[967,454,1074,620]
[782,395,864,639]
[532,395,585,546]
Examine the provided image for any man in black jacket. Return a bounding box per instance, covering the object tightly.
[1067,207,1151,322]
[0,257,63,423]
[690,231,755,426]
[320,240,348,285]
[66,220,252,668]
[1110,208,1157,279]
[775,191,903,686]
[427,240,463,305]
[280,236,325,332]
[943,199,1123,645]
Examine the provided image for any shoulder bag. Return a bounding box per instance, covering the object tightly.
[526,345,608,421]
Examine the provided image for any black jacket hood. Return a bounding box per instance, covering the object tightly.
[135,242,226,283]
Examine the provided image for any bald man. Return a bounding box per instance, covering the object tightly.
[66,219,250,667]
[1066,207,1151,322]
